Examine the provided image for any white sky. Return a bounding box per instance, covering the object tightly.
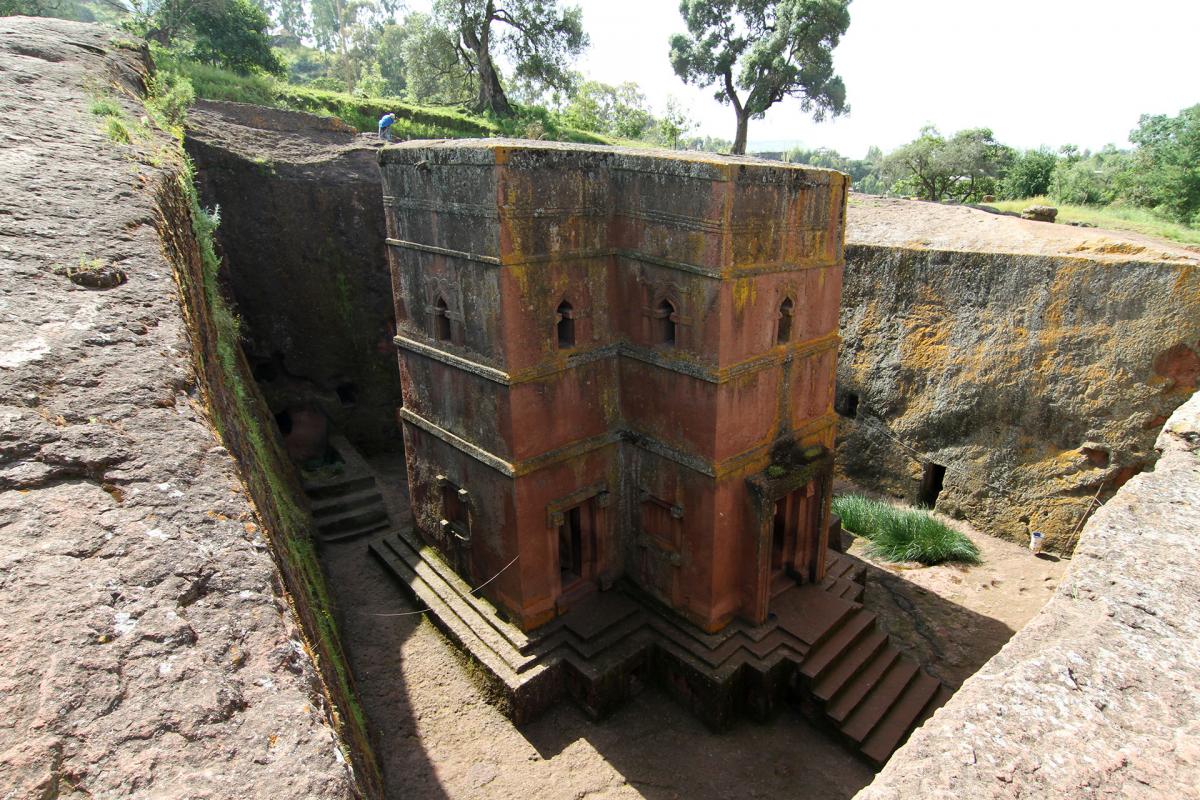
[405,0,1200,157]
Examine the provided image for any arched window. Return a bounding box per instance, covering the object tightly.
[656,298,676,346]
[556,299,575,348]
[433,296,452,342]
[777,296,794,344]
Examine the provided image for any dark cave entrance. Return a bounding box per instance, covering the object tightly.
[835,390,859,419]
[919,462,947,508]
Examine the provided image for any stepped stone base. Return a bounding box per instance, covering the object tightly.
[370,528,952,764]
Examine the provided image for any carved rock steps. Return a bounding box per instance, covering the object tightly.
[798,601,950,765]
[305,472,391,543]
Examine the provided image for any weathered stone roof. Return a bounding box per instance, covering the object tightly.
[381,136,848,180]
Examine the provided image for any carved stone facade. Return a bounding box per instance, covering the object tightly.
[381,141,848,633]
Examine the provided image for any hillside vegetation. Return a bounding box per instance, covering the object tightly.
[168,55,611,144]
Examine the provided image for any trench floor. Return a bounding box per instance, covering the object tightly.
[321,454,875,800]
[319,457,1063,799]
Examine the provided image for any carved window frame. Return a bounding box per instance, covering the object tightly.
[424,279,463,346]
[776,295,796,344]
[555,298,576,349]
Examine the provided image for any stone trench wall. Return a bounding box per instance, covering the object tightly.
[184,101,401,457]
[837,242,1200,552]
[856,389,1200,799]
[0,18,376,798]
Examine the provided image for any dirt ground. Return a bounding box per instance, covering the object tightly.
[834,481,1070,687]
[318,460,1065,799]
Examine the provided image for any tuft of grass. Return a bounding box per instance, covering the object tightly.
[833,494,981,566]
[90,97,123,117]
[104,116,132,144]
[986,196,1200,246]
[831,493,888,536]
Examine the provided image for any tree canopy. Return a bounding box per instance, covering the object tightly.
[882,126,1013,203]
[433,0,588,116]
[1000,147,1057,200]
[1123,104,1200,224]
[127,0,283,75]
[561,80,653,139]
[668,0,850,154]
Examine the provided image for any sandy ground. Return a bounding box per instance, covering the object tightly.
[834,481,1070,687]
[317,459,1065,799]
[322,456,875,800]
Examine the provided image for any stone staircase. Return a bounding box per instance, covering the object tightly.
[369,529,561,721]
[803,551,952,764]
[369,529,951,762]
[303,435,392,543]
[820,550,866,603]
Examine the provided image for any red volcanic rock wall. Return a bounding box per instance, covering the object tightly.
[381,141,848,632]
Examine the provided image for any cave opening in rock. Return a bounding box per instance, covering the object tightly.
[920,462,947,508]
[836,391,859,419]
[274,409,293,436]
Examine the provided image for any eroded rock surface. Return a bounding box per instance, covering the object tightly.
[857,390,1200,799]
[0,18,355,798]
[839,194,1200,551]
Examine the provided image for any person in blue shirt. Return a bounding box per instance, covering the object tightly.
[378,112,397,141]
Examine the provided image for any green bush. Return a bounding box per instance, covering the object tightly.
[832,494,981,566]
[1001,148,1058,200]
[89,97,123,117]
[104,116,133,144]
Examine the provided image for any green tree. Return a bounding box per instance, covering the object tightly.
[854,144,887,193]
[1000,147,1058,199]
[657,96,693,149]
[433,0,588,117]
[668,0,850,155]
[681,134,733,153]
[400,11,474,104]
[1122,105,1200,223]
[309,0,400,92]
[189,0,284,75]
[785,146,851,171]
[123,0,282,74]
[256,0,307,36]
[883,126,1013,203]
[0,0,107,20]
[562,80,653,138]
[1049,146,1128,206]
[375,21,409,96]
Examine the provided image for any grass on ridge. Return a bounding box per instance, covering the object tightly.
[985,196,1200,246]
[166,55,611,144]
[833,494,981,566]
